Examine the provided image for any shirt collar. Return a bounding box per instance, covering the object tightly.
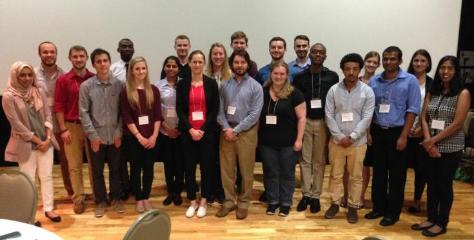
[293,58,311,68]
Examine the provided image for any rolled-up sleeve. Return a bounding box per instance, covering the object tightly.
[406,77,421,115]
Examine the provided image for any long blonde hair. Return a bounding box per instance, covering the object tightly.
[126,57,154,112]
[264,62,294,99]
[205,43,231,81]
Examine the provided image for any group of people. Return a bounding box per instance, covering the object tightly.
[2,31,470,238]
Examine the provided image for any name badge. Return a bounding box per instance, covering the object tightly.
[227,106,237,115]
[341,112,354,122]
[311,99,322,109]
[431,119,445,130]
[47,97,54,107]
[379,104,390,113]
[266,115,277,125]
[166,108,177,118]
[192,111,204,121]
[138,116,149,125]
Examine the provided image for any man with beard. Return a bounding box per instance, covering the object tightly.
[110,38,135,82]
[289,35,311,80]
[216,50,263,220]
[256,37,287,85]
[293,43,339,214]
[34,41,73,197]
[230,31,258,79]
[110,38,134,200]
[54,45,95,214]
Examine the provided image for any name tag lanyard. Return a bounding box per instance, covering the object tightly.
[191,85,204,119]
[431,96,446,132]
[227,80,243,116]
[164,83,177,118]
[137,90,150,125]
[266,97,279,123]
[311,72,322,100]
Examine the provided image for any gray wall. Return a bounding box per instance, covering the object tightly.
[0,0,462,91]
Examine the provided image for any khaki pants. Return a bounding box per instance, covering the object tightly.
[220,124,258,209]
[300,118,328,199]
[328,142,367,208]
[63,122,93,203]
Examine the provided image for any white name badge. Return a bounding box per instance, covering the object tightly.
[138,116,149,125]
[379,104,390,113]
[47,97,54,107]
[341,112,354,122]
[192,111,204,121]
[266,115,277,125]
[166,108,177,118]
[431,119,445,130]
[311,99,322,109]
[227,106,237,115]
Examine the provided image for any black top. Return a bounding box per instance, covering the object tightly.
[292,67,339,119]
[258,86,305,147]
[178,63,191,81]
[176,74,219,132]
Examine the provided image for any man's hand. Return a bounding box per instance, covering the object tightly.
[91,139,102,153]
[61,130,72,144]
[396,135,408,151]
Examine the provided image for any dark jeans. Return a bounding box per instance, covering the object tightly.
[181,131,216,201]
[89,143,121,204]
[371,125,407,219]
[212,130,224,199]
[125,135,157,201]
[119,139,131,195]
[158,133,184,195]
[407,137,428,200]
[426,151,461,228]
[260,144,297,207]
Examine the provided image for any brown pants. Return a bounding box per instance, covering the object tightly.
[54,132,74,196]
[220,124,258,209]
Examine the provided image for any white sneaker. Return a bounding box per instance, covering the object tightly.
[196,206,207,218]
[185,205,198,218]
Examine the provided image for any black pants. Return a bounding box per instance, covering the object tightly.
[181,131,216,201]
[89,143,121,204]
[125,135,157,201]
[426,151,461,228]
[371,125,407,219]
[158,133,184,195]
[212,130,224,199]
[407,137,428,200]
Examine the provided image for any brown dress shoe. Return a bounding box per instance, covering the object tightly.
[215,205,236,218]
[74,200,85,214]
[236,208,248,220]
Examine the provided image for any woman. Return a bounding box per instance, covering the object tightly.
[259,62,306,217]
[2,61,61,223]
[411,56,470,237]
[205,43,232,204]
[406,49,433,213]
[120,57,162,213]
[342,51,380,208]
[176,50,219,218]
[153,56,184,206]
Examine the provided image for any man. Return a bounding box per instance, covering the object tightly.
[174,35,191,80]
[79,48,124,217]
[256,37,287,85]
[289,35,311,80]
[293,43,339,214]
[110,38,135,82]
[365,46,420,226]
[230,31,258,79]
[54,45,95,214]
[34,41,73,197]
[324,53,375,223]
[110,38,134,200]
[216,50,263,220]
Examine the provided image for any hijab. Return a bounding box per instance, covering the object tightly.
[5,61,43,111]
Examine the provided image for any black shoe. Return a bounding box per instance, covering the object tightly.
[422,226,447,237]
[216,195,224,205]
[207,196,216,205]
[120,189,130,201]
[324,204,339,219]
[173,194,183,206]
[408,206,421,213]
[266,204,279,215]
[309,198,321,213]
[259,191,267,203]
[297,196,310,212]
[379,217,398,226]
[34,221,42,227]
[411,222,434,231]
[347,207,358,224]
[163,194,174,206]
[45,212,61,222]
[364,211,383,219]
[278,206,290,217]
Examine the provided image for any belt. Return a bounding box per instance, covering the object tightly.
[229,122,239,128]
[65,120,81,124]
[374,124,402,130]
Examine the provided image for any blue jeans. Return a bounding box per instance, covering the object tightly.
[260,145,297,207]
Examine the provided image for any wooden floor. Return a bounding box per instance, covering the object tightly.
[6,163,474,240]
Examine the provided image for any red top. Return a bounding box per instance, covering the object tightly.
[120,87,162,138]
[188,84,206,129]
[54,69,95,121]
